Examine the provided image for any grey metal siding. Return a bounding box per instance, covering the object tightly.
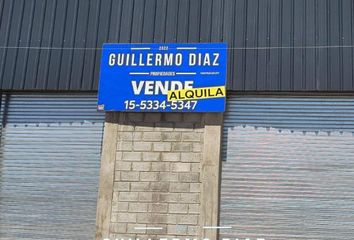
[0,94,105,239]
[222,95,354,159]
[0,0,354,91]
[221,96,354,239]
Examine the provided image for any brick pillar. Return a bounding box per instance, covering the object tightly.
[96,112,223,240]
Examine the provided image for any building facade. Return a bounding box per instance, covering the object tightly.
[1,0,354,239]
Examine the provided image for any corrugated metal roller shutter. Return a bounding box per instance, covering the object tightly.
[221,96,354,240]
[0,94,104,239]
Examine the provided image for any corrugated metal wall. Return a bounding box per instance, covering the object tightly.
[221,96,354,239]
[1,0,353,91]
[0,94,105,239]
[222,95,354,159]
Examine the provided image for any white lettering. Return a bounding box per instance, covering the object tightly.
[146,53,153,66]
[164,53,173,66]
[204,54,211,66]
[155,54,162,66]
[131,81,194,95]
[131,54,137,66]
[125,54,130,65]
[213,53,220,66]
[175,53,183,66]
[155,81,169,94]
[107,52,221,67]
[185,81,194,89]
[144,81,155,95]
[188,53,220,66]
[198,53,202,65]
[138,53,145,66]
[117,54,124,65]
[131,81,145,94]
[108,53,115,66]
[189,53,196,66]
[171,81,183,91]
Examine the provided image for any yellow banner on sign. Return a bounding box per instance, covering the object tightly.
[167,86,226,102]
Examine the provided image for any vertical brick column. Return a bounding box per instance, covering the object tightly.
[96,112,222,240]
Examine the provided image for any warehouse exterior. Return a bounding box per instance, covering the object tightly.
[1,0,354,240]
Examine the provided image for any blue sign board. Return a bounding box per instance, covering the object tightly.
[98,43,227,112]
